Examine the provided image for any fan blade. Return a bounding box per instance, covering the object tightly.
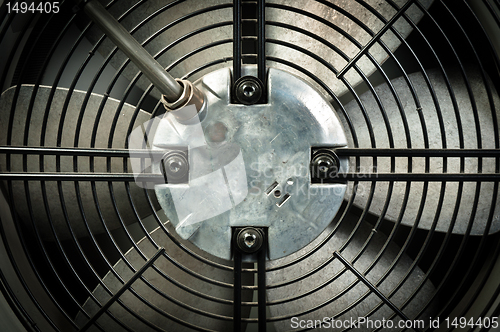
[0,85,159,241]
[340,68,500,234]
[80,0,234,100]
[267,217,436,331]
[266,0,434,97]
[76,224,253,331]
[81,0,433,98]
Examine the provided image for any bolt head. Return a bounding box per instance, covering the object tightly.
[234,76,263,105]
[311,151,339,179]
[243,232,256,248]
[242,84,256,97]
[161,151,188,183]
[168,156,184,173]
[236,227,264,253]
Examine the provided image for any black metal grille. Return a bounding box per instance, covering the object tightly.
[0,0,500,331]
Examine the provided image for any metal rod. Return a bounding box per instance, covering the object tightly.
[5,146,497,159]
[329,173,500,182]
[257,235,267,332]
[257,0,266,83]
[336,0,416,78]
[233,249,242,332]
[335,148,500,157]
[0,146,164,158]
[83,0,182,101]
[0,172,163,182]
[233,0,242,82]
[2,172,499,182]
[79,248,165,332]
[333,251,422,332]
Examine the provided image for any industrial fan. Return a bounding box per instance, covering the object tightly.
[0,0,499,331]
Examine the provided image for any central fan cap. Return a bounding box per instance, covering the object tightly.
[153,67,348,260]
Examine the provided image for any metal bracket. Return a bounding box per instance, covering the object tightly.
[233,0,267,104]
[232,227,267,332]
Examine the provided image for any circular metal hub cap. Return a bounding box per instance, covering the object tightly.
[153,67,348,260]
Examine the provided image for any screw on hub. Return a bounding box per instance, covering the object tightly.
[311,150,340,180]
[160,151,189,183]
[236,227,264,253]
[234,76,263,105]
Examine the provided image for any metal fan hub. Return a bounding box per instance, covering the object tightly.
[153,66,348,260]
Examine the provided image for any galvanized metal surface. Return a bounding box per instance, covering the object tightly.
[153,66,348,260]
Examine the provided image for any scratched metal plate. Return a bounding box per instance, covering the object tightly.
[153,66,348,260]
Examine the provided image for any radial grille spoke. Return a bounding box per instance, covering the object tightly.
[0,146,163,158]
[0,172,162,182]
[336,173,500,182]
[336,0,417,78]
[335,148,500,157]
